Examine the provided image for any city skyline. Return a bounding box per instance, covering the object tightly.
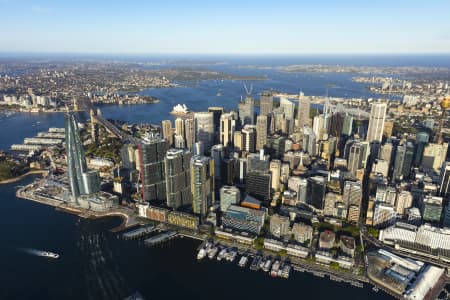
[0,0,449,54]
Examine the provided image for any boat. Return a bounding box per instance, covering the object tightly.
[39,251,59,259]
[262,259,272,272]
[250,256,262,271]
[170,104,191,116]
[217,248,227,261]
[197,248,207,260]
[228,250,237,262]
[238,256,248,268]
[280,263,291,279]
[270,260,280,277]
[372,287,379,292]
[208,247,218,259]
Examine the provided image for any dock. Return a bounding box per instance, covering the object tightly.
[144,231,177,247]
[122,225,156,240]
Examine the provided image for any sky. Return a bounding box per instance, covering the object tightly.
[0,0,449,54]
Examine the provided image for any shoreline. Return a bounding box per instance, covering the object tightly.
[0,170,47,185]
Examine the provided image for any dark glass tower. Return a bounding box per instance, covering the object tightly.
[65,113,100,202]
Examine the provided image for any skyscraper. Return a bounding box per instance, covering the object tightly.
[238,95,255,126]
[439,162,450,199]
[259,92,273,116]
[175,118,185,137]
[297,93,311,128]
[220,112,237,147]
[307,176,326,210]
[208,106,223,143]
[269,159,281,191]
[191,155,214,217]
[165,148,192,209]
[246,171,271,202]
[280,97,295,121]
[139,134,169,203]
[220,185,240,212]
[348,142,364,175]
[184,118,195,150]
[161,120,173,146]
[65,113,100,202]
[194,112,214,152]
[303,127,316,156]
[242,125,256,153]
[367,102,387,143]
[256,115,268,151]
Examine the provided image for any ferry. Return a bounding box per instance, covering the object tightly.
[250,255,262,271]
[238,256,248,268]
[39,251,59,259]
[197,248,207,260]
[270,260,280,277]
[217,248,227,261]
[208,247,218,259]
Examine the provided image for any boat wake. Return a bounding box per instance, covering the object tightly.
[18,247,60,258]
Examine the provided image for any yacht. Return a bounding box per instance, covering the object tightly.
[39,251,59,259]
[197,248,207,260]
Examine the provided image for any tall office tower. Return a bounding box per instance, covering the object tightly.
[165,149,192,209]
[194,112,214,152]
[247,151,270,172]
[220,185,240,212]
[121,143,136,170]
[242,125,256,153]
[184,118,195,150]
[220,112,237,147]
[342,114,353,136]
[392,145,406,181]
[161,120,173,146]
[233,131,242,151]
[330,112,344,137]
[193,142,204,156]
[269,159,281,191]
[313,114,327,140]
[348,142,364,175]
[402,142,415,179]
[366,102,387,143]
[175,118,185,137]
[379,141,393,163]
[191,155,214,217]
[395,191,413,215]
[267,135,286,159]
[307,176,327,210]
[221,158,235,186]
[139,134,169,203]
[174,135,185,149]
[208,107,224,143]
[297,93,311,128]
[422,142,449,173]
[303,127,316,156]
[211,144,224,182]
[280,97,295,121]
[246,171,271,202]
[439,162,450,199]
[238,95,255,126]
[260,92,273,116]
[414,131,430,166]
[65,113,100,202]
[343,181,362,222]
[256,115,268,151]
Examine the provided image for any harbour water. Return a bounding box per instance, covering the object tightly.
[3,55,448,299]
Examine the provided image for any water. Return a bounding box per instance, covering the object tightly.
[3,55,447,299]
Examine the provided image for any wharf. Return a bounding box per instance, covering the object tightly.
[144,231,177,247]
[122,225,156,240]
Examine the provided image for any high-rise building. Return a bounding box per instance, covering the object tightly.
[246,171,271,202]
[139,134,169,203]
[191,155,214,217]
[392,145,406,181]
[238,95,255,126]
[165,148,192,209]
[422,143,449,173]
[303,127,316,156]
[280,97,295,121]
[211,144,224,182]
[220,112,237,147]
[65,113,100,202]
[233,131,242,151]
[184,118,195,150]
[439,162,450,199]
[395,191,413,215]
[174,135,185,149]
[342,114,353,136]
[194,112,214,152]
[367,102,387,143]
[220,185,240,212]
[242,125,256,153]
[297,93,311,128]
[414,131,430,166]
[307,176,327,210]
[260,92,273,116]
[161,120,173,146]
[269,159,281,191]
[175,118,185,137]
[343,181,362,208]
[348,142,364,175]
[208,107,223,143]
[256,115,268,151]
[420,196,443,223]
[267,135,286,159]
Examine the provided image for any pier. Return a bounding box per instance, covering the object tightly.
[144,231,178,247]
[122,225,156,240]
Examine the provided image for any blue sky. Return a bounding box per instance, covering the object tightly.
[0,0,449,54]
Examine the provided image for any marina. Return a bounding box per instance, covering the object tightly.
[144,231,178,247]
[122,225,156,240]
